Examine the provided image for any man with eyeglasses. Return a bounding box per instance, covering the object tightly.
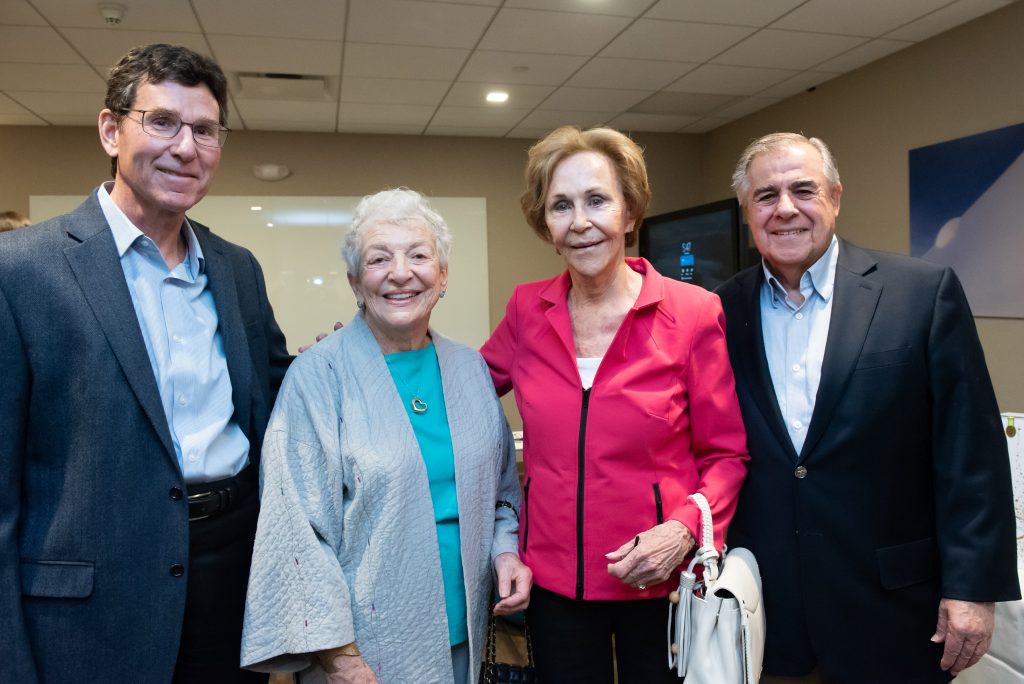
[0,44,290,683]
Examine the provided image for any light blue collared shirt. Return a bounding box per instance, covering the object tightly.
[98,183,248,483]
[760,236,839,455]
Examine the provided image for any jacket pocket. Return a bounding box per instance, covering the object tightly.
[522,477,531,553]
[652,483,664,524]
[856,347,912,370]
[875,537,939,590]
[21,560,95,598]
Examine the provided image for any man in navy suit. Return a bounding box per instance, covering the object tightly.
[0,44,290,682]
[717,133,1019,683]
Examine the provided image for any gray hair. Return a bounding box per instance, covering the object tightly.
[342,188,453,277]
[731,132,841,200]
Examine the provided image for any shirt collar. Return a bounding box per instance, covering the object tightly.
[97,182,204,273]
[762,235,839,307]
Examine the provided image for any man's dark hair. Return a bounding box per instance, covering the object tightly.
[104,44,229,177]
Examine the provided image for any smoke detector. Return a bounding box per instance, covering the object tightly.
[98,3,125,25]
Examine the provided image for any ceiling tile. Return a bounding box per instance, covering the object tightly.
[644,0,806,27]
[814,38,913,72]
[209,34,341,75]
[442,82,555,108]
[773,0,952,37]
[540,86,652,112]
[0,113,48,124]
[430,105,532,128]
[343,43,469,80]
[425,125,515,137]
[40,114,107,126]
[337,103,436,126]
[608,112,700,132]
[340,77,449,106]
[459,51,588,86]
[713,29,866,69]
[337,122,427,135]
[630,91,740,116]
[504,0,653,16]
[193,0,346,41]
[712,95,781,119]
[679,117,733,133]
[885,0,1015,41]
[414,0,501,5]
[665,64,797,95]
[506,127,556,139]
[568,57,697,90]
[515,109,612,129]
[245,119,336,132]
[235,100,337,123]
[62,28,208,68]
[601,19,756,62]
[0,0,46,25]
[480,8,631,55]
[757,70,837,98]
[0,63,105,92]
[31,0,201,32]
[348,0,494,48]
[7,91,103,116]
[0,26,85,64]
[0,92,33,114]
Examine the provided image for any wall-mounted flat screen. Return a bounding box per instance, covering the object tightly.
[640,198,755,291]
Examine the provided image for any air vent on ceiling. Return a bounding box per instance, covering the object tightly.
[236,72,334,101]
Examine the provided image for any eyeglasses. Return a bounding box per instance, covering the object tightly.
[125,109,230,148]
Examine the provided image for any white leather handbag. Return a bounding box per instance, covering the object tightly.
[667,493,765,683]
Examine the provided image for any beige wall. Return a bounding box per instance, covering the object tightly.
[0,125,702,427]
[2,1,1020,415]
[699,1,1024,411]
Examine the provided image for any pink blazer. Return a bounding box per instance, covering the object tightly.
[481,258,749,600]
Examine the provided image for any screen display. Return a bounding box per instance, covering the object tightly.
[641,201,740,291]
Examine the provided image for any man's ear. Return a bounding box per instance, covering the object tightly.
[98,109,120,157]
[831,182,843,217]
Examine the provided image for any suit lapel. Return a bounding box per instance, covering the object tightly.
[62,195,177,464]
[196,227,254,440]
[732,268,797,458]
[799,241,881,461]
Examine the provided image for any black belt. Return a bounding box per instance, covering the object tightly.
[187,466,255,522]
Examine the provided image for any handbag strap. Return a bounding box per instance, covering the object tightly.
[687,493,720,584]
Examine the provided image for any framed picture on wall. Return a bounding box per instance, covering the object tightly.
[909,121,1024,318]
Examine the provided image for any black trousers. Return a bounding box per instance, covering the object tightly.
[172,469,267,684]
[527,585,677,684]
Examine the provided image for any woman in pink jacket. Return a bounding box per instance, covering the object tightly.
[480,126,750,683]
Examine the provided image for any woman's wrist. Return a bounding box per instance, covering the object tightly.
[318,642,361,673]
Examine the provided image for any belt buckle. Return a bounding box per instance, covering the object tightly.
[187,489,219,522]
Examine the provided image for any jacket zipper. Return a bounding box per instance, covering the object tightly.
[652,483,664,524]
[522,477,531,552]
[575,388,591,599]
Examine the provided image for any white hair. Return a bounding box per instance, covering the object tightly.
[731,132,841,200]
[342,187,453,276]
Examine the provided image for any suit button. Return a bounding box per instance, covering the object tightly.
[170,564,185,577]
[169,487,183,500]
[794,466,808,479]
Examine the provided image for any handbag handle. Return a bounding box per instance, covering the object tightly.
[686,493,720,585]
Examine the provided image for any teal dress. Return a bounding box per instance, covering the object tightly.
[385,343,468,647]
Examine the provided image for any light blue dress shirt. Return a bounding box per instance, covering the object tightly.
[760,236,839,455]
[97,183,248,483]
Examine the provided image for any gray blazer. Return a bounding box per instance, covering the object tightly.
[241,314,521,684]
[0,193,291,683]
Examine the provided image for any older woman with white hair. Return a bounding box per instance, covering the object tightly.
[241,188,532,684]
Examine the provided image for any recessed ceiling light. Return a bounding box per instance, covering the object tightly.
[266,222,274,228]
[486,91,509,104]
[250,206,262,211]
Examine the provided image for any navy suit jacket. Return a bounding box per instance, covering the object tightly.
[717,239,1019,684]
[0,193,291,683]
